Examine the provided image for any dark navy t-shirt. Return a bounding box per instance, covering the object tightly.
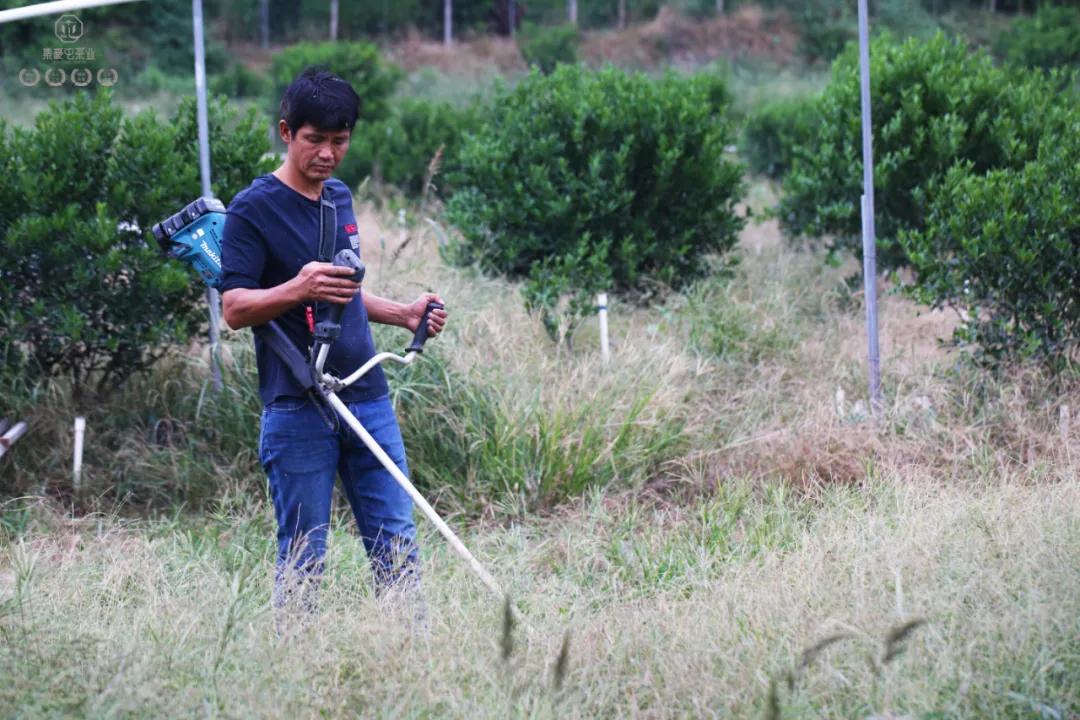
[220,174,389,406]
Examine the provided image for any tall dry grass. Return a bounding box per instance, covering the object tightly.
[1,188,1077,717]
[1,471,1076,717]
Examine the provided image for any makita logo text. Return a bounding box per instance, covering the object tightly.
[201,240,221,268]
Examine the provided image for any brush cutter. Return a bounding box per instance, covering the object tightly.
[153,196,503,598]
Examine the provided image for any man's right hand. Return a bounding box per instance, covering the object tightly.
[222,262,361,330]
[294,261,361,305]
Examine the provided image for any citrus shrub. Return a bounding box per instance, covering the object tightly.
[740,94,819,179]
[779,33,1055,269]
[797,0,856,63]
[0,90,272,394]
[267,41,401,126]
[995,5,1080,71]
[900,107,1080,364]
[337,98,481,196]
[519,22,580,74]
[445,66,744,340]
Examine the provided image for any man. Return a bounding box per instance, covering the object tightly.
[219,68,447,610]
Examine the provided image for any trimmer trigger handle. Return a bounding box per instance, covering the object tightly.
[406,302,444,354]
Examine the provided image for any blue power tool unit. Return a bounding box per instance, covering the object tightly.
[151,197,227,289]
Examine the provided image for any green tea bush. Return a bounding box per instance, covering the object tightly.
[126,65,194,97]
[211,61,271,99]
[336,98,481,195]
[0,90,272,395]
[267,41,401,125]
[900,108,1080,364]
[740,95,819,179]
[446,66,744,340]
[874,0,943,42]
[519,22,580,74]
[779,33,1055,269]
[996,5,1080,71]
[797,0,855,63]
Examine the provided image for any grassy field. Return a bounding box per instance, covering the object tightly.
[3,475,1077,717]
[2,186,1077,718]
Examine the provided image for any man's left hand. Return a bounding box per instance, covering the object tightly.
[403,292,448,337]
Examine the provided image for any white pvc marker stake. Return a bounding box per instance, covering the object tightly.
[1062,405,1071,465]
[73,416,86,491]
[597,293,610,364]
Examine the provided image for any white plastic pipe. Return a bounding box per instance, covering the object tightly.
[324,391,503,598]
[337,351,415,389]
[73,416,86,490]
[0,421,28,459]
[315,343,331,374]
[597,293,610,364]
[0,0,141,24]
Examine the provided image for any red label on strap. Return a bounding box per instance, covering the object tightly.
[305,305,315,334]
[344,223,357,234]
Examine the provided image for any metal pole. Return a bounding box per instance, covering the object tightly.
[259,0,269,49]
[857,0,881,415]
[444,0,452,46]
[193,0,223,391]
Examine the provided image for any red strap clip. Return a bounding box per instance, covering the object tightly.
[305,305,315,334]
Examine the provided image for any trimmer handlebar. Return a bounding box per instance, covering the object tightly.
[406,302,444,354]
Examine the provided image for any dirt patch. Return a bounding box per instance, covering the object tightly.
[378,4,798,76]
[384,29,527,76]
[580,5,799,70]
[224,5,799,80]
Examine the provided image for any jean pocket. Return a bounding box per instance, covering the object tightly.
[265,397,311,413]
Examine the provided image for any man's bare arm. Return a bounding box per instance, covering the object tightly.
[222,261,360,329]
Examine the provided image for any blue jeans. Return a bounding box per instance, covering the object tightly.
[258,394,419,608]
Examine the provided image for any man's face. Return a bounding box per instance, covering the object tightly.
[280,121,351,182]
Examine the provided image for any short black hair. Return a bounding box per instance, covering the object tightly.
[279,67,360,135]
